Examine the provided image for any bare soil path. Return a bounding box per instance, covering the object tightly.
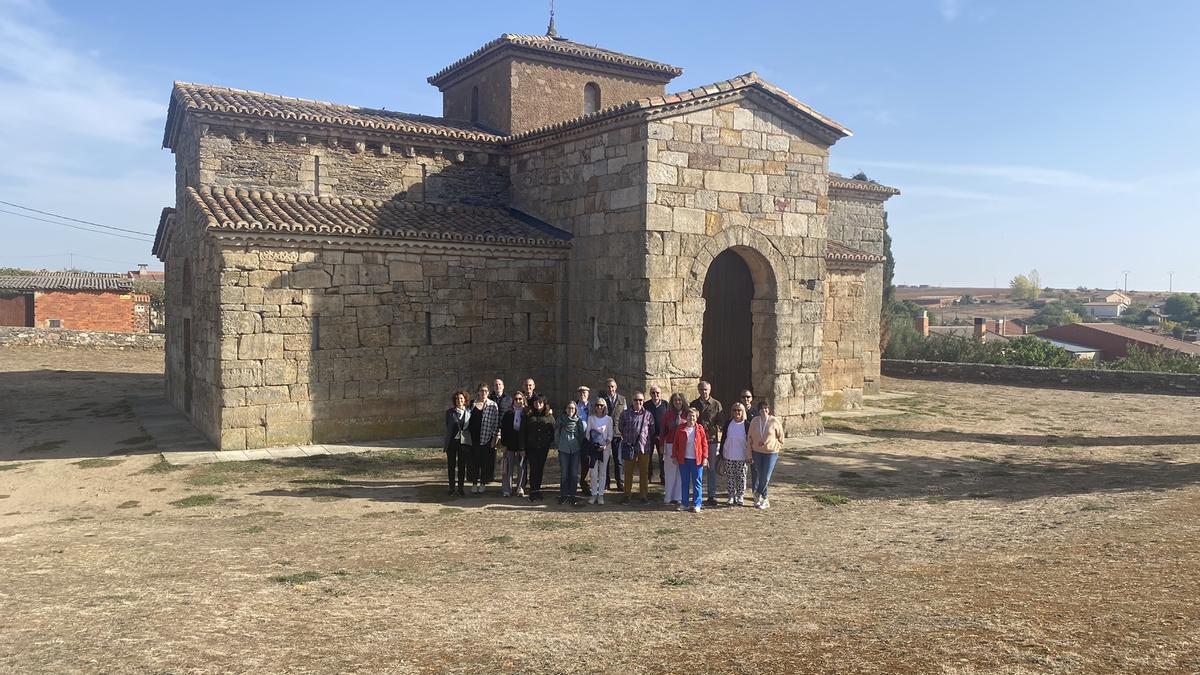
[1,347,1198,673]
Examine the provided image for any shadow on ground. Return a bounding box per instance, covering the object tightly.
[771,446,1200,503]
[0,370,167,460]
[845,427,1200,448]
[233,439,1200,508]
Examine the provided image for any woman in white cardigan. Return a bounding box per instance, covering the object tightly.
[586,399,614,505]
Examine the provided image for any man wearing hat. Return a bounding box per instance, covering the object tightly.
[574,385,592,494]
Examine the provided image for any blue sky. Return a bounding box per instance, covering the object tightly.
[1,0,1197,291]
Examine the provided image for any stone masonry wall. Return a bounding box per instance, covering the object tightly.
[213,243,565,450]
[163,220,223,443]
[828,193,887,394]
[189,121,508,207]
[506,59,666,135]
[441,56,514,134]
[641,98,833,436]
[509,123,651,397]
[0,326,163,349]
[821,269,869,410]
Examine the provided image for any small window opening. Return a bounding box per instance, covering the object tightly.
[313,156,321,195]
[425,311,433,346]
[181,258,193,307]
[311,314,321,351]
[48,319,62,328]
[525,312,533,341]
[583,82,601,114]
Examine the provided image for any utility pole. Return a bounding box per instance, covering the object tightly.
[1169,271,1174,293]
[1121,270,1130,293]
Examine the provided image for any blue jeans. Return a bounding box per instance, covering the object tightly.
[706,455,720,501]
[751,452,779,498]
[678,460,704,510]
[609,438,624,490]
[559,452,580,499]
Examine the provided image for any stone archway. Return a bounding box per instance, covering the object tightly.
[687,231,786,416]
[702,249,754,410]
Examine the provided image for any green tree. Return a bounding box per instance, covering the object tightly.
[1028,297,1086,330]
[1163,293,1197,321]
[1010,274,1035,301]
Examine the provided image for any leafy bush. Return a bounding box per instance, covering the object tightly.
[1100,345,1200,374]
[887,334,1075,368]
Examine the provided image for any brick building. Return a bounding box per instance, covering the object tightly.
[1036,323,1200,361]
[0,273,151,333]
[153,29,899,450]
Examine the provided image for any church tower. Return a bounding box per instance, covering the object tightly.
[428,31,682,135]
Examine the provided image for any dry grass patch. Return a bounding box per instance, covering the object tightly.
[74,458,124,469]
[168,494,218,508]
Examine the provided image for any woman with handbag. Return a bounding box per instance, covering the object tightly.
[520,395,556,502]
[659,393,687,506]
[443,390,471,497]
[719,402,752,506]
[586,399,614,505]
[670,407,709,513]
[555,400,586,505]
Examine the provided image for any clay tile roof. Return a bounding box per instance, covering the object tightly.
[164,82,504,148]
[185,186,571,249]
[0,273,133,292]
[828,173,901,196]
[1038,323,1200,356]
[428,34,683,87]
[826,241,886,265]
[507,71,851,144]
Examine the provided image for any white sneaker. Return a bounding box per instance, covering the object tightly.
[517,488,526,497]
[754,493,762,507]
[735,498,744,506]
[759,498,770,510]
[726,497,735,506]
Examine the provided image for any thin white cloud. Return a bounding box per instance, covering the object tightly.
[850,159,1133,192]
[939,0,963,22]
[0,1,162,146]
[0,0,170,270]
[900,185,1009,202]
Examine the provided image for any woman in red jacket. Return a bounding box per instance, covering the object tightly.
[670,407,709,513]
[659,393,688,506]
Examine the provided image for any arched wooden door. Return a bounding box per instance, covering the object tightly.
[702,249,754,411]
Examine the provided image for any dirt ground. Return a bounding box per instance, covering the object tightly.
[1,347,1199,673]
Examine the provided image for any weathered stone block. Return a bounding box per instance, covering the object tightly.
[672,207,706,234]
[290,268,331,288]
[389,261,423,282]
[704,170,754,193]
[238,333,284,360]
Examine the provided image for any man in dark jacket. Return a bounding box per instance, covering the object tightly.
[490,378,514,417]
[645,385,669,485]
[690,380,723,506]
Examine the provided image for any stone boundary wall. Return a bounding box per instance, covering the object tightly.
[0,326,164,349]
[883,359,1200,396]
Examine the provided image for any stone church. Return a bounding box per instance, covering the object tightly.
[152,29,899,450]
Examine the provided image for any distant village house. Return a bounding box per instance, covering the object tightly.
[0,273,151,333]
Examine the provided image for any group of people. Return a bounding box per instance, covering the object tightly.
[442,377,785,512]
